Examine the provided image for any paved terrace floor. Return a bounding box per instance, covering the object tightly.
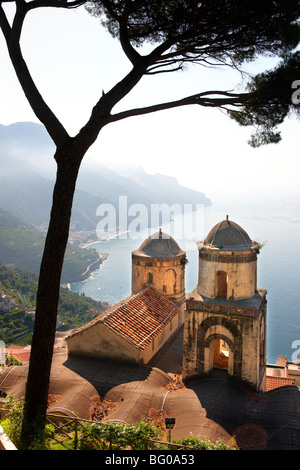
[0,328,300,450]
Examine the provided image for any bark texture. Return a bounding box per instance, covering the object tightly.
[20,147,82,446]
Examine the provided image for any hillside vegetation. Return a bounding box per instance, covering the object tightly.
[0,264,106,345]
[0,208,100,284]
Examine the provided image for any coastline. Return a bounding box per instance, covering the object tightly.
[80,253,109,281]
[81,230,130,248]
[62,252,109,289]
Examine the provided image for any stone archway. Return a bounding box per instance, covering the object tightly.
[205,334,233,374]
[197,316,242,378]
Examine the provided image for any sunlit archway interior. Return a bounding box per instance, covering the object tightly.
[211,338,230,370]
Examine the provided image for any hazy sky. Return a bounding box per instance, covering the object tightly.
[0,5,299,205]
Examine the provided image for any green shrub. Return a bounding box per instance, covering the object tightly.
[6,355,22,366]
[1,394,24,447]
[79,419,162,450]
[1,394,54,449]
[0,394,237,450]
[173,435,237,450]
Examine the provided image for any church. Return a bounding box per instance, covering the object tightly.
[66,217,267,392]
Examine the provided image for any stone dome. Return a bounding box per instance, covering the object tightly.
[134,229,184,258]
[204,216,253,251]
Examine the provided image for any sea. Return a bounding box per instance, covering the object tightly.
[70,200,300,365]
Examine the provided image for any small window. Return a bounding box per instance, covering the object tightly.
[217,271,228,298]
[148,272,153,283]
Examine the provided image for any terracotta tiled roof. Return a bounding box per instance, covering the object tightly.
[5,348,31,364]
[266,375,295,392]
[66,288,180,350]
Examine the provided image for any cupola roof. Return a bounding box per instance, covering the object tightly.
[204,216,253,251]
[133,229,184,258]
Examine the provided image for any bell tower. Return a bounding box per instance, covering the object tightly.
[183,216,267,392]
[132,229,186,306]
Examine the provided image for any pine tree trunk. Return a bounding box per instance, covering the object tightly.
[20,147,82,449]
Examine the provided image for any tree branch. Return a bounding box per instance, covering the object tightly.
[0,3,70,146]
[100,0,142,65]
[0,6,11,39]
[119,9,141,64]
[109,90,250,123]
[27,0,87,12]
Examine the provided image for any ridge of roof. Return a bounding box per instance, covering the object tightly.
[66,288,180,350]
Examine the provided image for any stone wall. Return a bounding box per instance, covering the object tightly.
[132,253,186,305]
[198,249,257,300]
[0,425,17,450]
[182,294,267,391]
[66,323,141,364]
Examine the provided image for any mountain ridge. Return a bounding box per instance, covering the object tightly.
[0,122,211,230]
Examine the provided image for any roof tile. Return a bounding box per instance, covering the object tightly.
[66,288,180,351]
[266,375,295,392]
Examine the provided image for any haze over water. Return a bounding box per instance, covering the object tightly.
[71,200,300,365]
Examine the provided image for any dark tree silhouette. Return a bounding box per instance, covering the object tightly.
[0,0,299,448]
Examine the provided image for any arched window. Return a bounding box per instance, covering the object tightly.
[148,272,153,284]
[163,269,176,294]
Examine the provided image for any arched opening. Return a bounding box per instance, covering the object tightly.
[216,271,228,298]
[211,338,229,370]
[163,269,176,294]
[198,318,242,379]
